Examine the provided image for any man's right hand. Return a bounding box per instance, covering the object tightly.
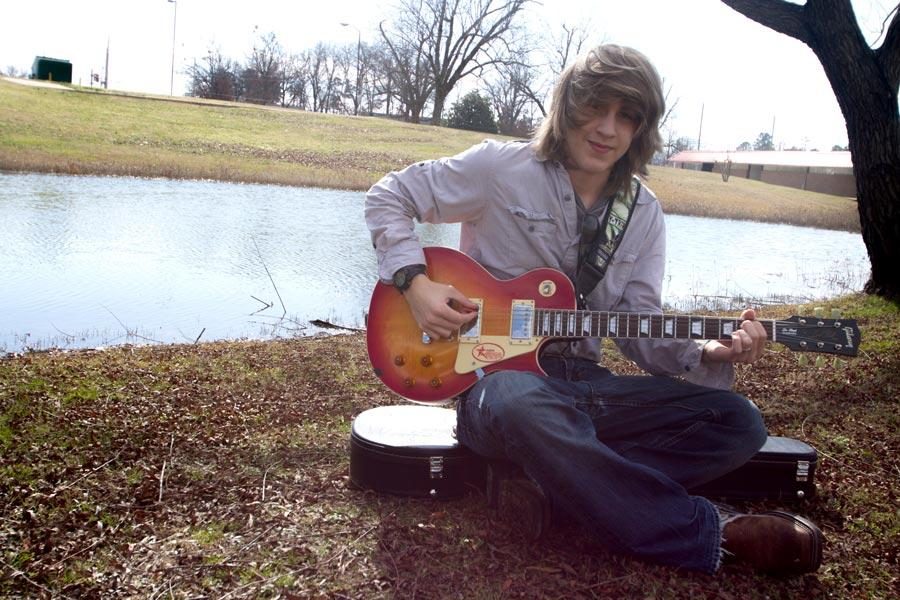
[403,275,479,340]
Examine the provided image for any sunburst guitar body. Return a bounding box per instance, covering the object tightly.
[366,247,860,403]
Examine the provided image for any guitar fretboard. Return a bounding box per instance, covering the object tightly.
[532,308,776,341]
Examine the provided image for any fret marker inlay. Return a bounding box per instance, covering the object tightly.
[691,319,702,337]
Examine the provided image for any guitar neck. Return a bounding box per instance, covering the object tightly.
[533,308,776,342]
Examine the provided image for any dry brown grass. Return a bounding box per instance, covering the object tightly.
[645,166,859,232]
[1,294,898,598]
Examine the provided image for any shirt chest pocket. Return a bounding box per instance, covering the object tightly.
[507,205,558,235]
[601,251,639,305]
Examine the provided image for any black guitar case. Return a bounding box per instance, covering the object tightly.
[689,435,818,501]
[349,405,484,499]
[349,406,817,503]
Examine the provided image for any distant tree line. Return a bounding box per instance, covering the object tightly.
[183,0,601,136]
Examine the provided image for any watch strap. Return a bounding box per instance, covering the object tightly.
[392,264,427,292]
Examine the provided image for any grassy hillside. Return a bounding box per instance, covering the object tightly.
[0,78,860,232]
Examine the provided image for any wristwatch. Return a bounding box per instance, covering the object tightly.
[392,264,427,293]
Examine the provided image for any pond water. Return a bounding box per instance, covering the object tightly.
[0,172,869,353]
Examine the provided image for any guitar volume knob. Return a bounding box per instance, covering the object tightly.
[421,355,433,367]
[430,377,442,388]
[394,355,406,366]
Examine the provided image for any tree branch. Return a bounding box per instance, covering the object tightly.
[877,4,900,88]
[720,0,811,44]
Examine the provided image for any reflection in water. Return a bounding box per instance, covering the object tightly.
[0,172,869,352]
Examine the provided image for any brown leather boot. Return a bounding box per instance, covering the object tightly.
[495,477,551,542]
[721,510,824,574]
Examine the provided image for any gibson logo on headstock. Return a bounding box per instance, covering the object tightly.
[843,327,856,348]
[780,327,798,336]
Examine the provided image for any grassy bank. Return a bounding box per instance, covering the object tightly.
[1,293,898,598]
[0,77,860,232]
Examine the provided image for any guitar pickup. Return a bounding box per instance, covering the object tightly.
[510,300,535,344]
[458,298,483,342]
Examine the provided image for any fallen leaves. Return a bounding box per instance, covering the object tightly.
[1,298,898,598]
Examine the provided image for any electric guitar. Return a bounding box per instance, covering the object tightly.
[366,246,861,403]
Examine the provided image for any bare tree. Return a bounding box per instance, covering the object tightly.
[548,22,593,74]
[243,32,284,105]
[659,79,679,133]
[382,0,530,125]
[340,40,377,116]
[355,43,383,116]
[522,21,595,118]
[367,44,398,116]
[186,47,241,101]
[309,43,340,113]
[379,18,434,122]
[281,51,310,109]
[484,56,535,135]
[721,0,900,299]
[333,45,358,114]
[4,65,26,78]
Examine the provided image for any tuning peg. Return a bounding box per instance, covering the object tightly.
[798,354,809,367]
[815,356,826,368]
[814,307,824,318]
[831,308,842,319]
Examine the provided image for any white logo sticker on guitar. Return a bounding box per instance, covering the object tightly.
[539,280,556,297]
[472,343,505,363]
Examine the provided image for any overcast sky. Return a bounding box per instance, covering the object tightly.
[2,0,894,151]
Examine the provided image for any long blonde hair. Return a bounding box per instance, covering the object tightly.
[533,44,664,194]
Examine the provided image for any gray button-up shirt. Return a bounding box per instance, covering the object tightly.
[365,139,733,389]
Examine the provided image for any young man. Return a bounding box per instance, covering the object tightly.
[365,45,823,574]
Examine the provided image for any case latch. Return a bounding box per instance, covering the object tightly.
[796,460,810,482]
[429,456,444,479]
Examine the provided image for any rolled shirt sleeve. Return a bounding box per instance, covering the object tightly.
[364,143,493,282]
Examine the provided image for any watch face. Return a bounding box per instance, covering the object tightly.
[393,269,408,288]
[393,265,425,291]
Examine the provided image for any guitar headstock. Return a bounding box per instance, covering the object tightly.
[777,315,860,357]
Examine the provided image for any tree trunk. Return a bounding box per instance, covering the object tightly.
[802,3,900,300]
[432,93,446,127]
[721,0,900,300]
[432,81,455,126]
[851,123,900,299]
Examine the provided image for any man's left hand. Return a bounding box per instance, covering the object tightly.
[702,308,767,364]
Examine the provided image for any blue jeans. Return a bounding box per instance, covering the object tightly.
[455,356,768,573]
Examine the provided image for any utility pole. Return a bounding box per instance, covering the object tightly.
[696,103,704,151]
[104,38,109,89]
[168,0,178,95]
[340,22,362,115]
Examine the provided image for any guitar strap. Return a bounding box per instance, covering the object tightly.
[575,177,641,308]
